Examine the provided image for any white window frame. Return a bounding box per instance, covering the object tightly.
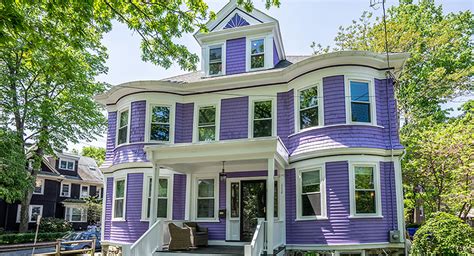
[247,37,266,71]
[97,187,102,199]
[206,43,226,77]
[148,104,174,143]
[349,162,382,218]
[17,205,43,223]
[192,175,219,221]
[65,206,88,223]
[193,103,220,143]
[33,179,44,195]
[345,78,377,125]
[80,185,90,198]
[60,183,71,197]
[59,159,75,171]
[296,83,324,132]
[248,97,276,138]
[296,165,327,220]
[336,251,366,256]
[112,176,127,221]
[141,175,173,221]
[116,107,130,146]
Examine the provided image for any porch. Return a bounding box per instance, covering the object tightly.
[133,138,289,256]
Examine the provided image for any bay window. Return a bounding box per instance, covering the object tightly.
[299,86,319,130]
[117,109,129,145]
[250,38,265,69]
[349,81,372,123]
[252,100,273,137]
[196,178,216,219]
[198,106,216,142]
[150,105,171,142]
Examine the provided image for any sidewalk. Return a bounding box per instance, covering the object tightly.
[0,242,55,253]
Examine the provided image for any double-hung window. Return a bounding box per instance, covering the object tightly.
[150,105,171,142]
[144,177,170,219]
[299,169,322,217]
[196,179,216,219]
[350,164,381,217]
[198,106,216,142]
[117,109,129,145]
[252,100,272,137]
[350,81,371,123]
[299,86,319,130]
[59,159,75,171]
[33,179,44,195]
[65,206,87,222]
[61,183,71,197]
[17,205,43,223]
[250,39,265,69]
[209,46,223,76]
[113,179,126,219]
[80,185,89,198]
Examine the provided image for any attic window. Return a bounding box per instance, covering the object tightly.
[209,46,222,76]
[250,39,265,69]
[60,159,75,171]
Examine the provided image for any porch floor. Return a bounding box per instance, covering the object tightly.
[156,245,244,256]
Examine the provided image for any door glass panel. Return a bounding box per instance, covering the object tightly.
[240,181,266,242]
[231,182,240,218]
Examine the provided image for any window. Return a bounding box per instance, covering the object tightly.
[157,179,169,218]
[297,167,326,219]
[113,179,126,219]
[350,163,381,217]
[17,205,43,223]
[97,187,102,199]
[33,179,44,195]
[196,179,216,219]
[150,105,171,142]
[80,185,89,198]
[299,86,319,130]
[65,206,87,222]
[250,39,265,69]
[198,106,216,142]
[209,46,223,76]
[59,159,75,171]
[252,100,272,137]
[117,109,129,145]
[61,183,71,197]
[350,81,371,123]
[274,180,278,218]
[230,182,239,218]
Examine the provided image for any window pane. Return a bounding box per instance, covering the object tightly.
[120,110,129,127]
[72,208,82,221]
[300,87,318,109]
[67,161,74,170]
[114,199,124,218]
[31,207,41,222]
[146,198,151,218]
[302,171,320,186]
[118,127,128,144]
[198,179,214,197]
[274,181,278,218]
[251,54,264,69]
[158,179,168,197]
[150,124,170,141]
[199,126,215,141]
[148,178,153,197]
[231,183,239,218]
[151,106,170,123]
[199,107,216,126]
[355,167,374,189]
[116,180,125,198]
[60,161,67,169]
[302,193,321,216]
[300,107,318,129]
[81,187,88,197]
[157,199,168,218]
[197,199,215,218]
[34,180,42,193]
[254,101,272,119]
[251,39,264,54]
[351,102,371,123]
[62,185,69,194]
[209,63,222,75]
[350,81,369,102]
[253,119,272,137]
[355,191,376,214]
[209,47,222,62]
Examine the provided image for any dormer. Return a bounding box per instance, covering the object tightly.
[194,0,285,77]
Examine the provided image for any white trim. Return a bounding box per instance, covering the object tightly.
[191,174,219,221]
[348,162,382,218]
[204,42,226,77]
[193,102,221,143]
[59,158,76,171]
[345,77,377,125]
[65,205,88,223]
[294,82,324,132]
[394,157,405,242]
[295,165,327,220]
[17,205,43,223]
[116,106,131,146]
[141,174,173,221]
[33,178,44,195]
[245,34,273,72]
[286,242,405,250]
[248,96,276,138]
[112,175,127,221]
[146,103,175,144]
[60,182,71,197]
[80,184,90,198]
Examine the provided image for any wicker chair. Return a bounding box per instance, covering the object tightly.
[168,223,192,251]
[184,222,209,247]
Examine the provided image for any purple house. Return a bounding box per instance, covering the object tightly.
[95,1,409,255]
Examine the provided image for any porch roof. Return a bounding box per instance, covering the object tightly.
[144,137,288,171]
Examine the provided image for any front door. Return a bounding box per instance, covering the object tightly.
[240,180,266,242]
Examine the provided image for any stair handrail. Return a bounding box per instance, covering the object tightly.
[130,219,163,256]
[244,220,266,256]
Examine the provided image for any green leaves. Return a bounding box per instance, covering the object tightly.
[81,146,106,166]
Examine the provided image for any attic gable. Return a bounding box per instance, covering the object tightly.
[223,13,250,29]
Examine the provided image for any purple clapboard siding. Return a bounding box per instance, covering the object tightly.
[226,38,246,75]
[104,177,113,241]
[273,40,279,67]
[109,173,148,243]
[103,112,117,168]
[223,13,250,29]
[323,76,346,125]
[286,161,397,245]
[172,174,186,220]
[277,90,294,146]
[175,103,194,143]
[220,96,249,140]
[130,101,146,143]
[375,79,403,149]
[112,144,148,165]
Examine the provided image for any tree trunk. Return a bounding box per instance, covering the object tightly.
[19,190,33,232]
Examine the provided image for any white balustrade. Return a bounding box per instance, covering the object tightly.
[130,220,164,256]
[273,220,285,249]
[244,220,266,256]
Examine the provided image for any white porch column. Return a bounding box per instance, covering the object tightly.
[266,158,275,254]
[149,162,160,228]
[184,173,192,220]
[279,166,286,246]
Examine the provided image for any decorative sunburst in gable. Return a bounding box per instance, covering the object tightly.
[223,13,250,29]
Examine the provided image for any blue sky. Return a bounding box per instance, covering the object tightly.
[69,0,473,151]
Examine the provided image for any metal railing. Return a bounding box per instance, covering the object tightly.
[244,220,266,256]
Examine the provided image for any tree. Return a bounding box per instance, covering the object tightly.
[411,212,474,255]
[81,146,106,166]
[85,196,102,226]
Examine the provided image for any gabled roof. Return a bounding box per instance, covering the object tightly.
[39,154,103,185]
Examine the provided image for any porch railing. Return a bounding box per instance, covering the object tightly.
[244,220,266,256]
[130,220,164,256]
[273,220,285,249]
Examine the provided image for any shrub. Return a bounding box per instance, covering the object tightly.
[39,217,72,233]
[411,212,474,255]
[0,232,67,244]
